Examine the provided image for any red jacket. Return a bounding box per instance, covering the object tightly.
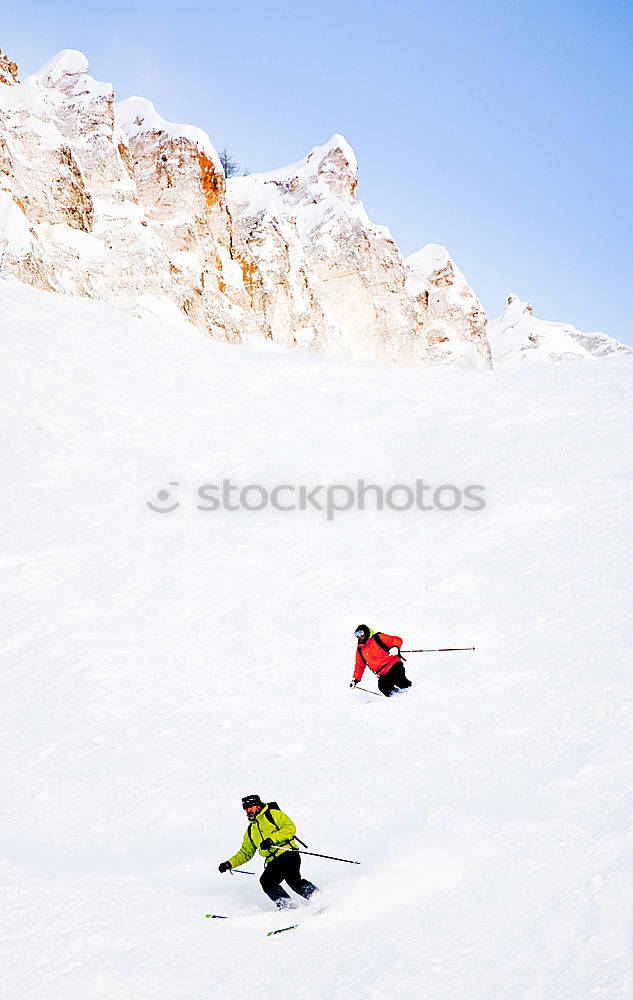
[353,632,403,683]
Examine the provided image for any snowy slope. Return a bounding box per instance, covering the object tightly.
[1,280,632,999]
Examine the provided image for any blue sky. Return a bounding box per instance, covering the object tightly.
[4,0,633,343]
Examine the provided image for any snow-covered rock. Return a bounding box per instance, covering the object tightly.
[0,48,18,87]
[407,244,492,368]
[0,49,253,335]
[113,95,256,340]
[228,139,492,366]
[0,47,495,365]
[1,46,626,367]
[228,135,421,362]
[566,328,633,359]
[488,294,631,366]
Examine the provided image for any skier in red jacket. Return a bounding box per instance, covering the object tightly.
[350,624,412,697]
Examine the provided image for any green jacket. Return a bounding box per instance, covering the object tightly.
[226,803,300,868]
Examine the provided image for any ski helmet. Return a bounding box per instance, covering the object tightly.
[354,624,370,640]
[242,794,263,810]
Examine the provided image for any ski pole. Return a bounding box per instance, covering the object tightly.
[400,646,475,653]
[231,869,255,875]
[295,849,360,865]
[352,685,382,697]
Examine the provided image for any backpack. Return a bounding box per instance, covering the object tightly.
[371,632,391,653]
[263,802,307,848]
[357,631,390,667]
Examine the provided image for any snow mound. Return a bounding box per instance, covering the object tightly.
[34,49,112,100]
[35,48,90,85]
[115,97,222,170]
[0,190,37,252]
[490,294,595,366]
[229,133,360,217]
[407,243,453,279]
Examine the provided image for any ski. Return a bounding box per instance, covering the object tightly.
[267,904,327,936]
[206,912,296,932]
[207,904,327,935]
[206,912,298,934]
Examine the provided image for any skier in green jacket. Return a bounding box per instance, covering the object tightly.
[218,794,319,910]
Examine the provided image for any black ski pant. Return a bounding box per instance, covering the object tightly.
[260,850,318,909]
[378,659,412,697]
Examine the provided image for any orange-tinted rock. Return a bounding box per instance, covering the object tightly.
[0,50,18,86]
[197,151,224,207]
[117,142,134,177]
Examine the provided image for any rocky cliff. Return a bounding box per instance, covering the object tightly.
[0,47,626,368]
[0,47,494,367]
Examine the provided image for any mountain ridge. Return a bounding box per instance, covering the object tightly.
[0,47,628,366]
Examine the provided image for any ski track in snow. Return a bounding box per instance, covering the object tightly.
[1,280,632,999]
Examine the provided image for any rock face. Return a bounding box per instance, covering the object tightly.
[227,142,492,366]
[228,136,431,364]
[0,49,18,87]
[114,96,255,340]
[1,46,626,367]
[406,244,491,367]
[488,294,631,366]
[0,47,496,366]
[0,49,256,337]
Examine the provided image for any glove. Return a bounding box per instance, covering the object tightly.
[350,679,359,688]
[389,646,400,656]
[260,838,273,851]
[218,861,232,873]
